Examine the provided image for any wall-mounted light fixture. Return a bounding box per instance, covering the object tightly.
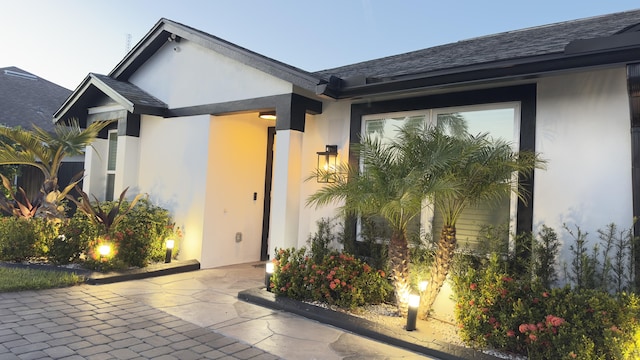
[259,111,277,120]
[316,145,338,183]
[165,239,175,263]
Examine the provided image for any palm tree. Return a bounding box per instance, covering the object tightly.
[307,125,457,316]
[419,132,544,318]
[0,119,113,219]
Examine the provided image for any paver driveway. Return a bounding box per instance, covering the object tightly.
[0,263,436,359]
[0,285,277,359]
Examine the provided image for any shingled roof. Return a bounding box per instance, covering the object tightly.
[89,74,167,110]
[0,67,71,131]
[54,73,167,123]
[56,8,640,119]
[314,9,640,98]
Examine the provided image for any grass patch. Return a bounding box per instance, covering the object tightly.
[0,267,84,292]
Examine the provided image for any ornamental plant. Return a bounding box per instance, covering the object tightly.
[452,251,640,359]
[114,198,181,267]
[271,247,392,309]
[50,195,180,270]
[0,216,54,261]
[48,210,96,264]
[66,186,142,236]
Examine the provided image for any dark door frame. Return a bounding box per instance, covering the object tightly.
[260,126,276,261]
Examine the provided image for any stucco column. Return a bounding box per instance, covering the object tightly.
[268,129,303,257]
[83,138,107,199]
[114,135,140,196]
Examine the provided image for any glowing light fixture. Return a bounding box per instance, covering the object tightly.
[259,111,277,120]
[406,293,420,331]
[98,244,112,257]
[265,262,275,291]
[316,145,338,183]
[165,239,175,263]
[419,281,428,292]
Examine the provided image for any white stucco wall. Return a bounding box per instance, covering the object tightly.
[534,67,633,259]
[268,129,303,256]
[115,136,140,196]
[295,102,352,249]
[128,39,293,108]
[83,138,108,198]
[201,114,271,268]
[137,114,211,262]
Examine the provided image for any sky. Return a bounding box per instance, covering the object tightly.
[1,0,639,90]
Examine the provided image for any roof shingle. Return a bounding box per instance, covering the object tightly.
[314,9,640,81]
[0,66,71,131]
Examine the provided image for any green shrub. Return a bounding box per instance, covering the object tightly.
[114,198,179,267]
[82,240,126,272]
[271,247,392,309]
[453,251,640,359]
[55,197,179,269]
[0,217,52,261]
[270,247,308,298]
[307,217,336,264]
[50,212,94,264]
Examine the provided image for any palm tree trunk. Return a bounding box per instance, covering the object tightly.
[42,177,57,195]
[419,225,456,319]
[388,230,411,317]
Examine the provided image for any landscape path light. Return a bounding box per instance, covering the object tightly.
[406,293,420,331]
[98,244,112,259]
[265,262,274,291]
[165,239,175,263]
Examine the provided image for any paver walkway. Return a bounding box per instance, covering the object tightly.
[0,286,277,359]
[0,263,437,359]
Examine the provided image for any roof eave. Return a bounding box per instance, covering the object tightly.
[53,74,94,123]
[319,47,640,99]
[54,74,166,124]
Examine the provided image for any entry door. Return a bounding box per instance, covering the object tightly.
[260,127,276,260]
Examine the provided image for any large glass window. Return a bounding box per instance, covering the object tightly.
[362,103,520,251]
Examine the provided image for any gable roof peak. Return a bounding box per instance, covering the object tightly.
[109,17,324,92]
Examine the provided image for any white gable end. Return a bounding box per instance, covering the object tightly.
[128,38,293,108]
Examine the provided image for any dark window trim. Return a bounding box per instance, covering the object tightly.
[626,63,640,289]
[349,84,537,237]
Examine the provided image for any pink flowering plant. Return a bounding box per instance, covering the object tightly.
[452,253,640,359]
[270,247,392,309]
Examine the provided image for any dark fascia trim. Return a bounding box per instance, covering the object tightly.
[53,74,167,123]
[350,84,537,235]
[565,32,640,54]
[167,94,289,118]
[323,48,640,99]
[121,112,141,137]
[109,19,323,92]
[167,93,322,132]
[54,74,98,122]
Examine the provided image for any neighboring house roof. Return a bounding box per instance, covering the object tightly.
[0,66,71,131]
